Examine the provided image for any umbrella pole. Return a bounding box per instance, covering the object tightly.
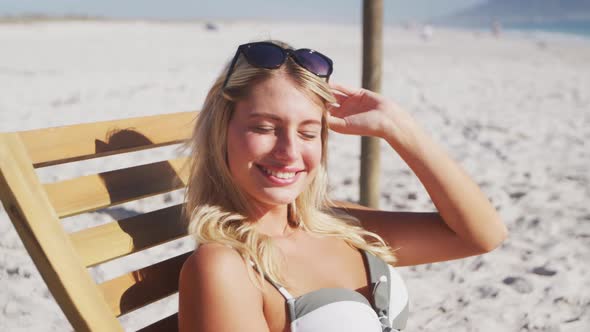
[360,0,383,208]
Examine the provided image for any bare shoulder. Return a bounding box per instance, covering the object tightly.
[179,243,268,332]
[179,242,259,296]
[181,242,246,277]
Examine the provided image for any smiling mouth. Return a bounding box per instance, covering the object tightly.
[256,165,301,179]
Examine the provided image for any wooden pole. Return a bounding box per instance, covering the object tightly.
[360,0,383,208]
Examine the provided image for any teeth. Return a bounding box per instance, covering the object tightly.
[260,166,296,179]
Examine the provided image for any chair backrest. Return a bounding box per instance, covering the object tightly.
[0,111,197,332]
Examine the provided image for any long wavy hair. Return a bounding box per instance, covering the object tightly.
[184,40,397,290]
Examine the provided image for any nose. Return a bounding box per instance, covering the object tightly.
[272,129,298,162]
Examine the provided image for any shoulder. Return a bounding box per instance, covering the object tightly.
[179,243,267,331]
[180,243,258,297]
[181,243,246,277]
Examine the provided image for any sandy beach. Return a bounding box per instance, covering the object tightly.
[1,20,589,331]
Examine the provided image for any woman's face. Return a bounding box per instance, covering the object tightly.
[226,75,324,211]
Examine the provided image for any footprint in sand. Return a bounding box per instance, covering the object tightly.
[502,276,533,294]
[477,285,500,299]
[531,266,558,276]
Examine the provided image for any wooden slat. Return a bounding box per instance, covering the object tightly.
[18,111,196,168]
[0,133,123,331]
[70,199,364,269]
[99,252,191,317]
[137,313,178,332]
[44,157,189,218]
[70,204,188,267]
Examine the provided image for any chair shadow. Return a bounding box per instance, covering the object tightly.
[96,128,191,330]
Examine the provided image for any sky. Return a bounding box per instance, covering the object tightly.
[0,0,487,23]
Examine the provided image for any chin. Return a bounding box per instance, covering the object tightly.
[257,189,302,207]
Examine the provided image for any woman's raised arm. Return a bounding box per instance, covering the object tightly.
[329,83,508,266]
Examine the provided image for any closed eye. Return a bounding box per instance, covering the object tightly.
[252,126,275,133]
[300,131,319,140]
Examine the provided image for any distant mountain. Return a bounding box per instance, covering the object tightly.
[433,0,590,27]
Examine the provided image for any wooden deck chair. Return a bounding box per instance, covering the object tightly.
[0,111,198,331]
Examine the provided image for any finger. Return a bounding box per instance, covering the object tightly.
[327,103,340,114]
[331,82,384,102]
[329,82,362,96]
[327,113,348,132]
[331,92,348,107]
[328,106,359,121]
[328,104,352,118]
[329,102,354,117]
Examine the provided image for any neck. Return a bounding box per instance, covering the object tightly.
[252,204,298,238]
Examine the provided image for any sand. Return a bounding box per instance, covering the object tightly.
[1,20,589,331]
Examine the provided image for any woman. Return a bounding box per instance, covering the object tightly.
[178,40,507,332]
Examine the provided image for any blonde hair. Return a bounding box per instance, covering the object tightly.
[184,40,397,290]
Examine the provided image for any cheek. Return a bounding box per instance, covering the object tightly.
[303,141,323,171]
[226,125,273,169]
[243,134,274,156]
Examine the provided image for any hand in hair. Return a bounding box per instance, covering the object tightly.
[329,81,507,258]
[328,82,421,149]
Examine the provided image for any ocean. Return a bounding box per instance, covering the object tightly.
[505,20,590,39]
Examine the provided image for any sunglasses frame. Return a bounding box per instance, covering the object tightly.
[222,42,333,89]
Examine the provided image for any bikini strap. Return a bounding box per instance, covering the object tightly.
[361,250,393,331]
[247,259,297,324]
[221,244,295,300]
[247,259,294,300]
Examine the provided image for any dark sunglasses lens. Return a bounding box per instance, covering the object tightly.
[243,43,285,68]
[293,50,331,76]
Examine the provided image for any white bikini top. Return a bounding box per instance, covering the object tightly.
[254,249,410,332]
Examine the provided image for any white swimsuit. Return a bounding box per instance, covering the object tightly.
[259,250,410,332]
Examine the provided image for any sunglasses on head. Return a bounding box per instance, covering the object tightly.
[222,41,334,89]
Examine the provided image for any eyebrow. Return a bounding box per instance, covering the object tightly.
[248,112,321,126]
